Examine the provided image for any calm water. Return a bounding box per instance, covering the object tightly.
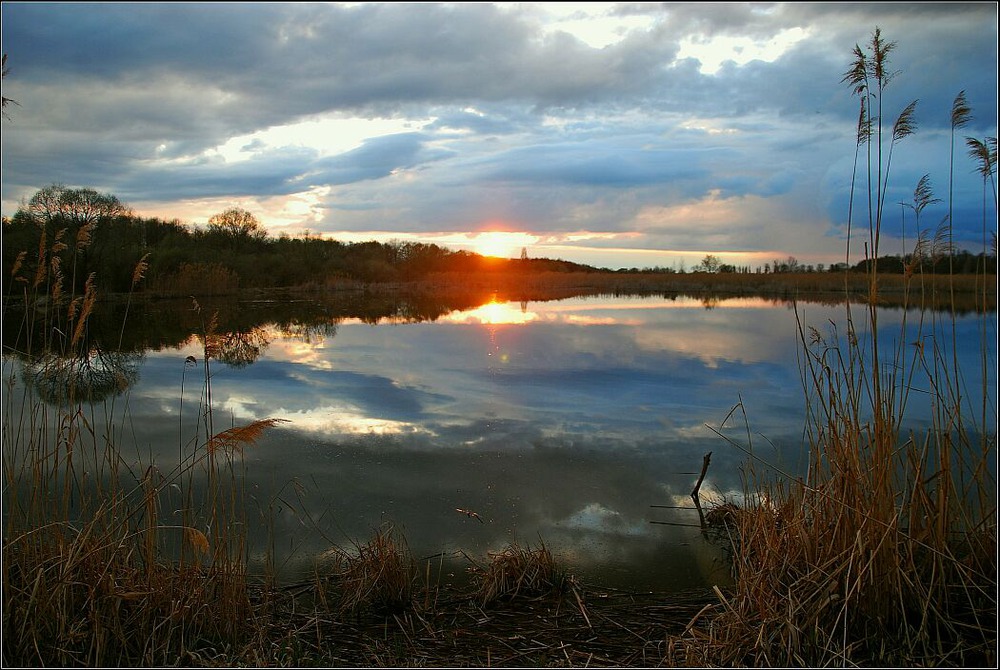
[4,292,995,592]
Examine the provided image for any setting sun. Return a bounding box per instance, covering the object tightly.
[470,230,536,259]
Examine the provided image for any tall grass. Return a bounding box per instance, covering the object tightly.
[1,227,287,665]
[685,28,997,667]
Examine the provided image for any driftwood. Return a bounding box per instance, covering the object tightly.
[691,452,712,529]
[649,452,714,530]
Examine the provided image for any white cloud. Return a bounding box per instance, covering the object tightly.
[211,115,434,163]
[677,26,812,74]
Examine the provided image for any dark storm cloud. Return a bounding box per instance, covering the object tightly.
[4,2,672,117]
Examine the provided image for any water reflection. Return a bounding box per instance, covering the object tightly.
[206,326,271,368]
[3,290,994,592]
[21,347,143,404]
[443,298,538,325]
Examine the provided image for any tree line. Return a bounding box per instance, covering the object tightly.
[2,184,596,296]
[684,252,995,276]
[2,184,994,297]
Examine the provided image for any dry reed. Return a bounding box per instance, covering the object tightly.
[323,523,415,616]
[670,28,997,667]
[466,540,562,605]
[2,228,287,666]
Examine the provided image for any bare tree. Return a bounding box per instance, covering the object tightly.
[695,254,722,273]
[26,184,132,226]
[207,207,268,245]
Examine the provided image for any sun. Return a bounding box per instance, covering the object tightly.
[470,230,535,258]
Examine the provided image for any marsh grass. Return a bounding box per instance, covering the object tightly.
[1,227,289,665]
[673,28,998,667]
[321,523,416,617]
[465,539,563,605]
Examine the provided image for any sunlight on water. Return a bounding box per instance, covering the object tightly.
[442,299,539,325]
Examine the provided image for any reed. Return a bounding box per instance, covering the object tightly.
[466,539,562,605]
[676,27,997,667]
[1,230,287,665]
[322,523,415,616]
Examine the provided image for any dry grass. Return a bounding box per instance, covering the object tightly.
[2,235,286,666]
[1,371,280,667]
[466,540,563,605]
[666,29,998,667]
[234,574,718,667]
[319,524,415,617]
[2,523,254,666]
[669,281,998,665]
[673,451,997,665]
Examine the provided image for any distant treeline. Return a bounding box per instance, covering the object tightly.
[2,184,995,297]
[1,185,595,296]
[617,253,997,276]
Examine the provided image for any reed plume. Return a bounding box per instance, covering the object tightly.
[206,418,290,455]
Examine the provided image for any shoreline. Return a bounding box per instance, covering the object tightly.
[80,269,998,314]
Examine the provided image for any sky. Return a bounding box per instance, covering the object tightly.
[1,2,997,270]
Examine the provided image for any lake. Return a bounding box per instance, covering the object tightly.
[3,290,995,593]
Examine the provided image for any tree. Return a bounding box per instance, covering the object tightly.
[206,207,268,245]
[25,184,131,227]
[695,254,722,273]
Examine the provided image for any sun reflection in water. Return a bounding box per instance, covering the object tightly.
[445,299,538,325]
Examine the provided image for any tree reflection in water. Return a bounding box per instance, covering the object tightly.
[274,321,339,346]
[205,327,271,368]
[202,321,341,368]
[22,346,143,405]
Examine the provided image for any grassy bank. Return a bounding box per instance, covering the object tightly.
[406,268,995,313]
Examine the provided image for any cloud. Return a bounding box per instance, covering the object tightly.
[2,2,996,267]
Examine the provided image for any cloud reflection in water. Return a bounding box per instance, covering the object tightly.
[63,294,988,591]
